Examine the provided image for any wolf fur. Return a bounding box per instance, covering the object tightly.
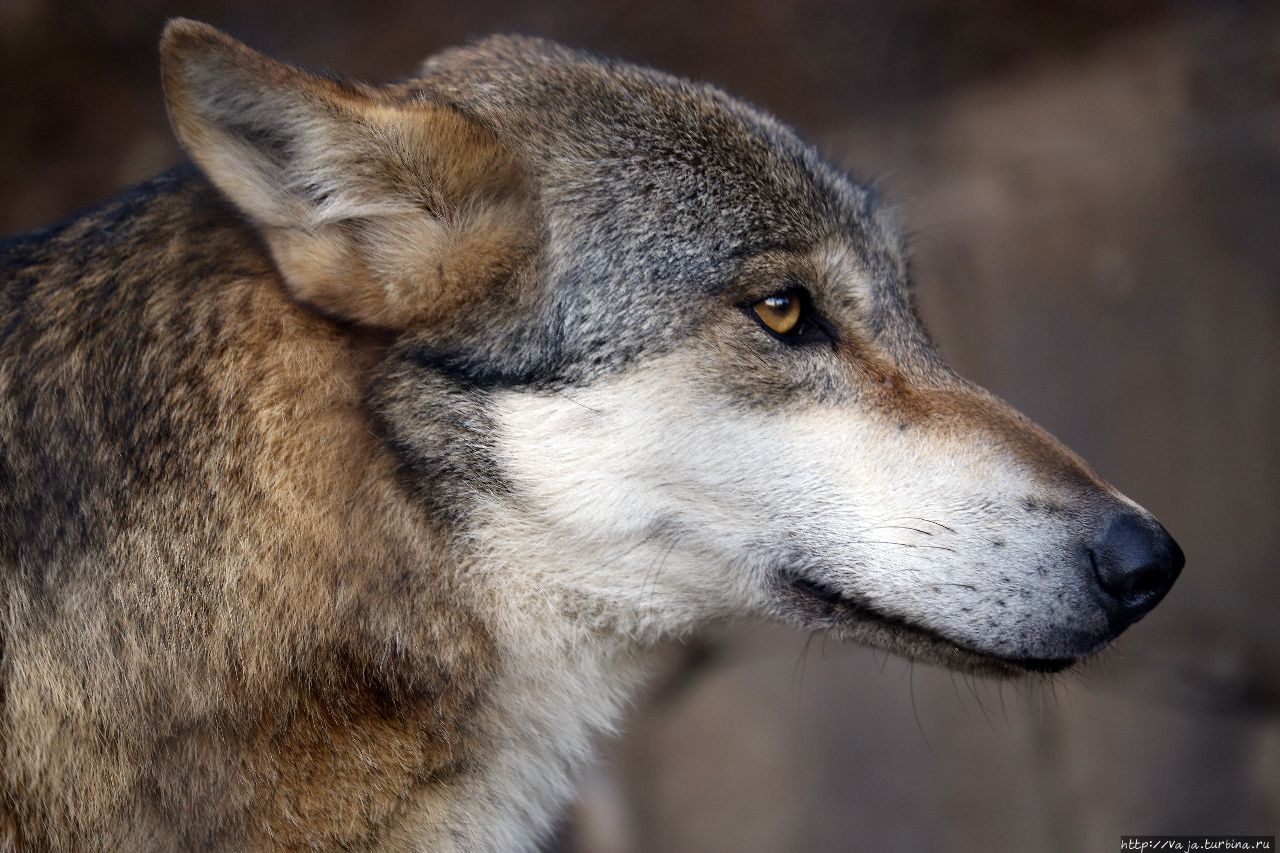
[0,20,1180,850]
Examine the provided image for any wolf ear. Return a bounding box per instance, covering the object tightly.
[160,19,536,329]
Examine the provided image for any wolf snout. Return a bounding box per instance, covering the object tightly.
[1086,511,1184,626]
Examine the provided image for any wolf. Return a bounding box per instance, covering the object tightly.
[0,18,1183,851]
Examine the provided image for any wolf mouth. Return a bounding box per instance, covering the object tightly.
[775,571,1075,676]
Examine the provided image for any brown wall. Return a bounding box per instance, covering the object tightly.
[4,2,1277,850]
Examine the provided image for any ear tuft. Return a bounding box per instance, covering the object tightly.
[161,18,241,63]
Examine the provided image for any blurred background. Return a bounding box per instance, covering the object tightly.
[3,1,1277,850]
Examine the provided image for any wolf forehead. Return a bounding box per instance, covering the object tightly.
[400,35,909,380]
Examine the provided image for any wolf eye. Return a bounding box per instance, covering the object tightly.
[746,287,834,346]
[752,293,803,335]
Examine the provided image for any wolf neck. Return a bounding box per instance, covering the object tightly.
[308,327,698,850]
[379,496,652,849]
[228,338,652,850]
[422,461,715,848]
[430,583,653,851]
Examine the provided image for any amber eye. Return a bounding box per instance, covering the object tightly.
[751,291,803,336]
[744,286,835,347]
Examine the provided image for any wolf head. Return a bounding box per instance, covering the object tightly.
[162,21,1182,676]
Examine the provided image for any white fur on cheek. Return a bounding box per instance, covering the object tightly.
[486,363,769,637]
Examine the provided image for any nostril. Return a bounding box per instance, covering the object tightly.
[1117,561,1172,597]
[1089,512,1184,621]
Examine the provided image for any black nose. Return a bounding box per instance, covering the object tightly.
[1089,512,1184,624]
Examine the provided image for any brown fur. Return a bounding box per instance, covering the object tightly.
[2,24,547,845]
[0,170,497,848]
